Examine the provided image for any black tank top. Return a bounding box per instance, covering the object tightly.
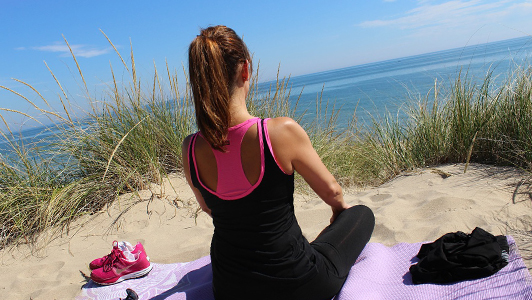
[188,119,320,299]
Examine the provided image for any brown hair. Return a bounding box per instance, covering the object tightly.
[188,25,252,152]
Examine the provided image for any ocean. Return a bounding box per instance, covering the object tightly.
[2,35,532,154]
[258,35,532,126]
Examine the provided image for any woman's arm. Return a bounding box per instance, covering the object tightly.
[266,117,349,222]
[182,134,212,217]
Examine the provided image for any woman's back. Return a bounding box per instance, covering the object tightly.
[187,118,320,299]
[193,118,262,193]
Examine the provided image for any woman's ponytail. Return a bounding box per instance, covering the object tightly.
[188,26,252,152]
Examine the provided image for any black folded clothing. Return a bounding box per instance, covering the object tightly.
[409,227,509,284]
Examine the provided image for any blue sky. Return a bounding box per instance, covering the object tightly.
[1,0,531,129]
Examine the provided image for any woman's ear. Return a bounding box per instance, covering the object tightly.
[242,60,249,81]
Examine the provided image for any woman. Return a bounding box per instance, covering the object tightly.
[182,25,374,300]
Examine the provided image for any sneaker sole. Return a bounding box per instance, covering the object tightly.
[88,256,150,271]
[95,264,153,285]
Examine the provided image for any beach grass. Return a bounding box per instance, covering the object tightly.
[360,66,532,182]
[0,37,531,248]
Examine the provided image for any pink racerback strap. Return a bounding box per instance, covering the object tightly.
[192,117,265,200]
[264,118,291,175]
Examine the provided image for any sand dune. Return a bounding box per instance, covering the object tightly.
[1,163,531,299]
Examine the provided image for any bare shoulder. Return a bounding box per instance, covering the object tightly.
[181,134,196,152]
[266,117,312,174]
[266,117,308,141]
[267,116,299,128]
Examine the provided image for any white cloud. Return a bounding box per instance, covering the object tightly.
[359,0,508,29]
[31,42,112,58]
[362,0,532,43]
[358,0,519,30]
[505,1,532,15]
[354,0,532,64]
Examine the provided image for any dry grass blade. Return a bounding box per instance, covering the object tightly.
[464,131,478,173]
[62,34,88,94]
[0,84,70,124]
[43,61,74,126]
[0,113,13,134]
[0,107,41,124]
[100,29,129,72]
[102,116,148,182]
[12,78,52,108]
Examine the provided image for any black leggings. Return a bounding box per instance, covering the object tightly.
[290,205,375,300]
[213,205,375,300]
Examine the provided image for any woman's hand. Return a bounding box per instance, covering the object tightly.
[330,203,351,223]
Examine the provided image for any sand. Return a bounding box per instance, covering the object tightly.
[1,163,531,299]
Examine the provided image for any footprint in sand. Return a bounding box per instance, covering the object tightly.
[372,223,397,245]
[417,197,475,219]
[369,193,392,202]
[17,261,65,278]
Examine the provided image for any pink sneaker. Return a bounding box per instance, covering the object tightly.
[90,242,152,285]
[89,241,147,270]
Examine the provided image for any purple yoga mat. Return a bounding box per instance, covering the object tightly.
[77,236,532,300]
